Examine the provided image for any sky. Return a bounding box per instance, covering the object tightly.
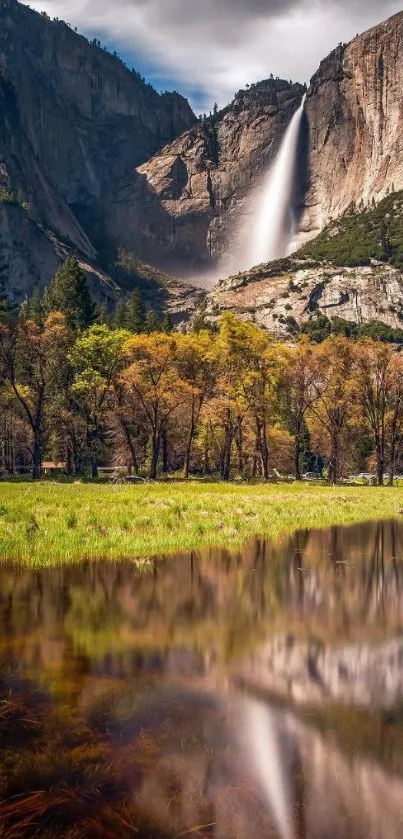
[22,0,403,111]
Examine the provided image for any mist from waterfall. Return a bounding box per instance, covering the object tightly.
[248,93,306,268]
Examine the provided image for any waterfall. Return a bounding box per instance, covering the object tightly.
[248,93,306,268]
[196,94,306,287]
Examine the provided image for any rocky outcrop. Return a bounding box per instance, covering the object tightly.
[3,0,403,325]
[204,259,403,337]
[105,80,306,275]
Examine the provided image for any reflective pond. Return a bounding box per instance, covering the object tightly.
[1,520,403,837]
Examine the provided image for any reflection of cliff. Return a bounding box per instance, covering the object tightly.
[233,635,403,710]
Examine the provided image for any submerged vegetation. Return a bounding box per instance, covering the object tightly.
[1,482,403,564]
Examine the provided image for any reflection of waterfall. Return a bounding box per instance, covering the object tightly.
[244,699,295,839]
[248,94,306,268]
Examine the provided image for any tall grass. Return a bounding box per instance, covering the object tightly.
[0,481,403,566]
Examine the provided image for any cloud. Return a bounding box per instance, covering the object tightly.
[22,0,403,109]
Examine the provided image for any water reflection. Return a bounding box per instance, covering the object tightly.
[1,519,403,837]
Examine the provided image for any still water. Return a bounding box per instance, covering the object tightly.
[1,520,403,838]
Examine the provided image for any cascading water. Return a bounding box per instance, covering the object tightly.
[199,94,306,286]
[248,93,306,268]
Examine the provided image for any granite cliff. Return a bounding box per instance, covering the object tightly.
[104,79,306,276]
[301,12,403,239]
[0,0,196,310]
[114,11,403,281]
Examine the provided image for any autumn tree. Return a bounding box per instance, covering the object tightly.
[287,336,318,479]
[307,336,358,484]
[69,325,129,477]
[122,333,187,478]
[238,320,289,480]
[0,312,71,478]
[176,331,217,478]
[356,340,403,485]
[207,314,250,480]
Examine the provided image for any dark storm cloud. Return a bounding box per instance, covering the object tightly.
[24,0,403,108]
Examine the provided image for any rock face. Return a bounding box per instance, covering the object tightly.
[105,80,306,276]
[0,0,195,298]
[205,259,403,337]
[301,13,403,239]
[113,11,403,277]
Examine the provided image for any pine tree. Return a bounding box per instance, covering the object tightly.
[161,311,173,334]
[192,301,211,333]
[145,308,160,334]
[113,300,126,329]
[27,287,44,324]
[125,289,146,333]
[44,257,95,330]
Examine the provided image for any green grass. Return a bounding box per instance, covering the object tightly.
[1,481,403,566]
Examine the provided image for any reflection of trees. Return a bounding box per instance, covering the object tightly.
[1,520,403,686]
[282,520,403,633]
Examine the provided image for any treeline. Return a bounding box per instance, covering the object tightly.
[1,259,403,485]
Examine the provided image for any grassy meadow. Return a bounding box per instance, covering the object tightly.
[1,480,403,566]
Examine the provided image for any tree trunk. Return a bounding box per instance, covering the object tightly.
[221,426,232,481]
[120,417,138,475]
[66,443,74,476]
[295,419,302,481]
[91,457,98,479]
[328,428,339,485]
[260,420,269,481]
[253,423,262,479]
[389,438,396,486]
[32,433,42,480]
[183,407,196,479]
[203,425,211,476]
[162,425,169,475]
[235,417,244,475]
[376,437,384,486]
[150,429,160,479]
